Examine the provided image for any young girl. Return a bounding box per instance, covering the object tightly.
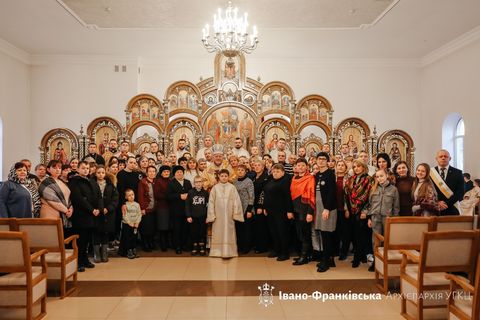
[367,169,400,271]
[120,189,142,259]
[92,165,119,263]
[206,169,244,258]
[411,163,440,216]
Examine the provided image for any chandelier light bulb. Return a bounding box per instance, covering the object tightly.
[201,1,259,57]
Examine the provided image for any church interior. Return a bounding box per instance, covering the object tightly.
[0,0,480,319]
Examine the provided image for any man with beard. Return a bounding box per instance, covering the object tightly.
[175,139,188,159]
[202,144,234,191]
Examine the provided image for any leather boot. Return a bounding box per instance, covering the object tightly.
[292,255,309,266]
[101,245,109,262]
[93,245,101,263]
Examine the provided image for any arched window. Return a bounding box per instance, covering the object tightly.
[442,113,464,171]
[454,118,464,170]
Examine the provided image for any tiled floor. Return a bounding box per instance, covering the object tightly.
[37,256,407,319]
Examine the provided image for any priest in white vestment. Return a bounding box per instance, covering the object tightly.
[206,169,244,258]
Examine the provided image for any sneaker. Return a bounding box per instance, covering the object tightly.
[127,249,135,259]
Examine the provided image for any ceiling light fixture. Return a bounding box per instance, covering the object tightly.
[201,1,258,57]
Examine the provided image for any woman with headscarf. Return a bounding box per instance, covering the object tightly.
[0,162,41,218]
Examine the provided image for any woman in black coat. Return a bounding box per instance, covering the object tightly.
[91,166,119,262]
[69,161,101,272]
[166,166,192,254]
[263,164,293,261]
[251,160,271,253]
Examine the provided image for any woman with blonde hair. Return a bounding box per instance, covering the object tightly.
[411,163,440,216]
[184,158,199,183]
[344,159,373,268]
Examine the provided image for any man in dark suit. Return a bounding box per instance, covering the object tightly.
[433,150,464,215]
[463,173,474,193]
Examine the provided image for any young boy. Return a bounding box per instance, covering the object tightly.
[206,169,244,258]
[186,176,209,256]
[120,189,142,259]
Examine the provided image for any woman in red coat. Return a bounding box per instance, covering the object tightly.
[138,166,157,252]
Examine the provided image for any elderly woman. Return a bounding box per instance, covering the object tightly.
[39,160,73,229]
[0,162,41,218]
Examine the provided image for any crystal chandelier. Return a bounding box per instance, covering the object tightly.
[202,1,259,57]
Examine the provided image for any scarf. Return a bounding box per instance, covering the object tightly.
[344,173,373,214]
[290,173,316,210]
[8,165,42,217]
[38,176,72,227]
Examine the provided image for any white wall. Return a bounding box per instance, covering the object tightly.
[419,38,480,177]
[29,57,139,164]
[0,50,31,179]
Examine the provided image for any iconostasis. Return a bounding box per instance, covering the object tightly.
[39,53,415,170]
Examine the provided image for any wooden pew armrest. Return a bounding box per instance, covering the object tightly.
[445,274,475,294]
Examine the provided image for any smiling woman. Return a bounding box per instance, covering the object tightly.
[0,162,41,218]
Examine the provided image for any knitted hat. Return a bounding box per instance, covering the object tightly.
[159,165,171,174]
[172,165,184,175]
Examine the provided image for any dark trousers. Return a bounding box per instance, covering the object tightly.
[253,211,269,252]
[337,211,353,256]
[321,231,335,260]
[295,218,312,256]
[120,223,137,251]
[92,230,109,245]
[236,214,253,252]
[189,217,207,244]
[75,227,93,266]
[352,214,369,262]
[267,212,290,256]
[64,227,74,249]
[172,214,187,249]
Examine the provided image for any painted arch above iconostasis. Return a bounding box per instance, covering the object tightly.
[38,52,416,169]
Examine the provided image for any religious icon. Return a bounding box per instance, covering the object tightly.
[131,106,140,122]
[239,113,254,149]
[281,95,290,110]
[141,102,150,119]
[300,108,309,123]
[169,94,178,110]
[207,113,221,143]
[205,107,255,150]
[262,95,271,111]
[151,106,159,120]
[271,91,281,109]
[224,58,236,80]
[341,128,363,157]
[95,127,117,156]
[319,107,328,123]
[347,134,358,158]
[173,127,195,156]
[51,139,69,164]
[309,103,319,120]
[178,90,188,109]
[388,141,403,167]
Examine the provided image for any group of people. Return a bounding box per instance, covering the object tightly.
[0,134,477,275]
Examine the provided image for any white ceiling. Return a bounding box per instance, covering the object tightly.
[59,0,397,29]
[0,0,479,59]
